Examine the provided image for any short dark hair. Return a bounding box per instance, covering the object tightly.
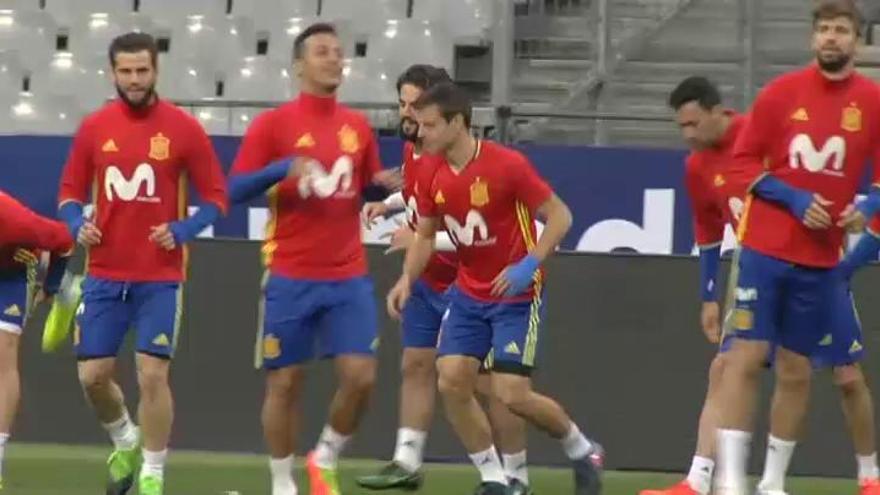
[813,0,863,36]
[413,82,472,128]
[293,22,338,60]
[108,32,158,68]
[396,64,452,94]
[668,76,722,111]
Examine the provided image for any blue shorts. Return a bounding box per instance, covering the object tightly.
[730,248,835,357]
[401,279,448,349]
[438,285,544,376]
[259,274,379,369]
[75,276,182,360]
[811,283,864,368]
[0,271,34,334]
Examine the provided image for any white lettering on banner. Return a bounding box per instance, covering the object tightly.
[575,189,675,254]
[689,223,738,257]
[249,208,269,241]
[735,287,758,302]
[444,210,496,247]
[187,206,214,238]
[105,163,157,202]
[789,134,846,175]
[297,157,353,199]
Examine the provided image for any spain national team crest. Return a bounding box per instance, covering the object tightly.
[713,174,725,187]
[263,334,281,359]
[470,177,489,207]
[338,125,360,154]
[149,133,170,160]
[842,104,862,132]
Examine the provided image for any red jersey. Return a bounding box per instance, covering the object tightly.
[416,140,552,302]
[685,113,748,248]
[731,65,880,267]
[58,99,228,282]
[0,189,73,272]
[401,141,457,292]
[230,92,383,280]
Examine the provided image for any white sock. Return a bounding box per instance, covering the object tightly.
[469,447,507,484]
[313,425,351,469]
[503,450,529,485]
[561,423,593,460]
[0,433,8,478]
[757,435,796,492]
[140,449,167,479]
[686,455,714,495]
[715,429,751,493]
[858,453,880,483]
[102,410,138,451]
[270,455,297,495]
[392,428,427,472]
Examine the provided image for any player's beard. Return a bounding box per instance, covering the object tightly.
[399,117,419,142]
[116,83,156,109]
[817,51,852,73]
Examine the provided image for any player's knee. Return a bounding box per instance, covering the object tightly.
[265,368,303,399]
[834,365,866,395]
[438,371,473,401]
[0,332,18,370]
[774,358,811,392]
[491,375,530,412]
[340,367,376,397]
[136,364,169,396]
[78,363,113,392]
[707,354,726,387]
[401,351,435,382]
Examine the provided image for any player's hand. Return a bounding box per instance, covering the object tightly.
[491,255,540,297]
[149,224,177,251]
[374,168,403,191]
[700,301,721,344]
[384,226,415,254]
[837,203,868,233]
[77,220,102,247]
[387,276,412,320]
[362,201,389,229]
[803,194,833,230]
[286,156,313,179]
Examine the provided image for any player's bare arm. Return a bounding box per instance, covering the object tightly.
[491,193,571,298]
[387,216,437,319]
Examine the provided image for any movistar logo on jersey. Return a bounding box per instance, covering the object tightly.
[297,156,354,199]
[789,134,846,176]
[105,163,158,202]
[444,210,497,247]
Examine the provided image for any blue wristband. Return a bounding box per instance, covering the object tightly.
[698,245,721,302]
[168,203,221,245]
[58,202,84,239]
[504,254,541,297]
[228,160,292,204]
[753,175,813,221]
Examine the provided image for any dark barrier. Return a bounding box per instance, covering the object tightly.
[14,241,879,477]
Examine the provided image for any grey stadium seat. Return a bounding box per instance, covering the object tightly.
[366,19,454,79]
[411,0,493,42]
[223,56,294,102]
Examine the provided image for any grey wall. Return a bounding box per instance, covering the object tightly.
[14,241,880,477]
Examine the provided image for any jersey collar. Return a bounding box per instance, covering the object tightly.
[297,91,337,116]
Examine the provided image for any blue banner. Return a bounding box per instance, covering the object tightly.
[0,135,710,255]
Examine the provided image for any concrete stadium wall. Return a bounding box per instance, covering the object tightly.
[15,241,880,478]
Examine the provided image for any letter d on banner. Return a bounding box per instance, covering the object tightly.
[575,189,675,254]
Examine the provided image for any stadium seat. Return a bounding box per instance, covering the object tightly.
[411,0,493,43]
[166,15,256,77]
[231,0,319,30]
[0,9,57,71]
[0,0,39,13]
[44,0,133,25]
[138,0,227,27]
[29,52,114,111]
[188,105,232,135]
[320,0,407,35]
[337,57,396,104]
[67,13,126,68]
[223,56,294,102]
[230,106,263,135]
[6,91,86,135]
[366,20,454,79]
[0,50,24,95]
[265,17,355,66]
[158,55,219,101]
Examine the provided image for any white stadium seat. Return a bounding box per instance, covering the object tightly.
[337,57,396,104]
[158,56,218,101]
[0,50,24,95]
[29,52,114,111]
[0,0,39,14]
[230,0,319,30]
[0,9,57,71]
[320,0,407,35]
[6,91,85,135]
[138,0,227,27]
[230,106,263,135]
[67,13,126,68]
[265,17,355,66]
[189,105,232,135]
[411,0,493,42]
[166,15,256,76]
[223,56,294,102]
[44,0,133,25]
[367,19,454,79]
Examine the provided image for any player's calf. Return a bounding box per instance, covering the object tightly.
[0,331,20,487]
